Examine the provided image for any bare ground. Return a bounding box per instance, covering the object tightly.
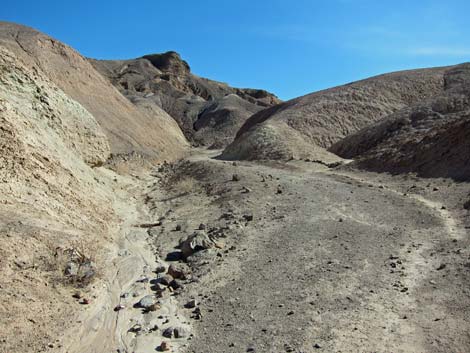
[143,150,470,353]
[42,149,470,353]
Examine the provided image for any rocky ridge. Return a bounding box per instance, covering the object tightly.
[91,51,281,147]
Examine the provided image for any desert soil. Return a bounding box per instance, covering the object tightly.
[56,149,469,353]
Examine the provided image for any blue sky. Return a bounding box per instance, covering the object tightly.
[3,0,470,100]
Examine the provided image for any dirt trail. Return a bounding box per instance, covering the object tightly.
[149,151,469,353]
[60,150,469,353]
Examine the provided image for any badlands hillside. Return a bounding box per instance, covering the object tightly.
[91,53,280,148]
[0,45,116,352]
[330,63,470,181]
[0,21,188,162]
[1,21,469,353]
[221,66,448,160]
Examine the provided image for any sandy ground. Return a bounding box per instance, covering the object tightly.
[57,169,190,353]
[48,149,469,353]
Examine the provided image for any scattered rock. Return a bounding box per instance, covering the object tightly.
[147,303,161,312]
[214,241,225,249]
[243,214,254,222]
[191,306,203,320]
[186,249,218,265]
[159,274,174,286]
[175,224,182,231]
[167,263,189,280]
[169,279,183,290]
[129,324,142,333]
[114,304,125,312]
[180,231,214,259]
[72,291,82,299]
[313,343,322,349]
[185,299,197,309]
[437,263,447,271]
[155,264,167,274]
[137,295,157,309]
[242,186,252,193]
[152,282,167,292]
[162,327,174,338]
[284,343,295,352]
[64,257,96,283]
[137,222,162,228]
[80,298,90,305]
[198,223,206,230]
[161,326,191,339]
[160,341,171,351]
[232,174,241,181]
[136,275,150,283]
[174,326,190,338]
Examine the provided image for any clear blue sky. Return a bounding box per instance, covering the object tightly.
[3,0,470,100]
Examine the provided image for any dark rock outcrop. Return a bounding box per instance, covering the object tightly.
[91,52,280,147]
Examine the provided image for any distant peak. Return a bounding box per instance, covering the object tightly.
[142,51,190,75]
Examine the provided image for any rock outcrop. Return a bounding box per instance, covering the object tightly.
[91,52,281,147]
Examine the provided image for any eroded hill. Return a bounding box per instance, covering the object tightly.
[330,63,470,181]
[0,46,117,353]
[0,22,188,161]
[221,67,448,161]
[91,52,281,147]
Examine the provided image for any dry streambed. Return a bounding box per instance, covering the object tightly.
[143,154,470,353]
[65,152,470,353]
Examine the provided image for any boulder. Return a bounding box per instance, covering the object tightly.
[162,326,190,339]
[167,263,190,280]
[180,231,214,259]
[137,295,157,309]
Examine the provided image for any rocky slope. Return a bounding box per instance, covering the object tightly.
[221,67,448,160]
[330,63,470,181]
[0,46,118,353]
[91,52,281,147]
[0,22,188,161]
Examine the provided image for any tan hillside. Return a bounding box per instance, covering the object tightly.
[330,63,470,181]
[0,21,188,161]
[0,47,117,353]
[222,67,448,160]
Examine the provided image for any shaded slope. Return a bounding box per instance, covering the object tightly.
[222,67,447,160]
[0,21,188,160]
[330,63,470,181]
[91,52,281,147]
